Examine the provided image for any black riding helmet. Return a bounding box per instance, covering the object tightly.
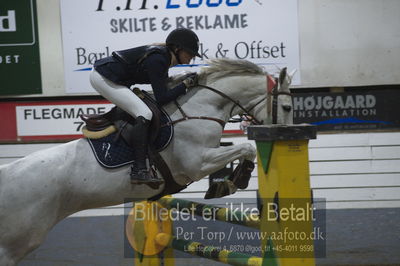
[166,28,201,58]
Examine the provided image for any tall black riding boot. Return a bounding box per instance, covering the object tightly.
[130,116,164,185]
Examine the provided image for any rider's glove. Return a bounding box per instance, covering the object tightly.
[183,73,198,89]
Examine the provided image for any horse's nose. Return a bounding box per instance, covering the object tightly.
[282,104,292,112]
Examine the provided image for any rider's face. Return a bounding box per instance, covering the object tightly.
[178,50,194,64]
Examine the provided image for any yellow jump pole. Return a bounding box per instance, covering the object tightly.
[155,233,263,266]
[247,124,317,266]
[126,200,175,266]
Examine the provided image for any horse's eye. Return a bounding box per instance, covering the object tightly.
[282,104,292,112]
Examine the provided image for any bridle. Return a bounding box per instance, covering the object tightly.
[265,74,293,124]
[197,84,264,125]
[165,74,292,128]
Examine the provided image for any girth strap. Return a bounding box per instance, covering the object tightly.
[148,148,190,201]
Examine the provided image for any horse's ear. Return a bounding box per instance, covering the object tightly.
[279,67,287,85]
[289,69,297,80]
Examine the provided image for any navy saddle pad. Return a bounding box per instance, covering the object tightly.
[87,110,173,169]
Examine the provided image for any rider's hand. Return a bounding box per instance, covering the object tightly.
[183,73,198,88]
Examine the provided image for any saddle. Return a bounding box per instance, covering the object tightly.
[80,88,187,199]
[81,88,162,144]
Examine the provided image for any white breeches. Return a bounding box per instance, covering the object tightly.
[90,69,153,120]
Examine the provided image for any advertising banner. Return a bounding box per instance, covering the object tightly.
[60,0,300,93]
[0,99,111,142]
[16,103,113,136]
[0,0,42,95]
[293,90,400,131]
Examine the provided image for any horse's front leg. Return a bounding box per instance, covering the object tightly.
[192,143,256,180]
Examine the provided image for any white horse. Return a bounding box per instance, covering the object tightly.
[0,58,293,265]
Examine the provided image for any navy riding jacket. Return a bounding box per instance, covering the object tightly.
[94,45,187,105]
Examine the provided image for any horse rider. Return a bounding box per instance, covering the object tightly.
[90,28,201,185]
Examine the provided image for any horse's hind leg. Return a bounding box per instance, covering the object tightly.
[0,247,17,266]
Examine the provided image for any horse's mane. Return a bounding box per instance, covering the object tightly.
[199,58,265,82]
[167,58,265,87]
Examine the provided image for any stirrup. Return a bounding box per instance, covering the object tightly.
[130,166,164,187]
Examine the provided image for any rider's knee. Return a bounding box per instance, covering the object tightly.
[89,69,100,91]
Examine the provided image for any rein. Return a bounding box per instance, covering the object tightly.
[164,74,292,128]
[197,84,263,125]
[169,99,226,128]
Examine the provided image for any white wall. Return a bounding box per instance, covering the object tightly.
[36,0,65,96]
[193,132,400,209]
[6,0,400,98]
[308,132,400,208]
[2,132,400,214]
[298,0,400,87]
